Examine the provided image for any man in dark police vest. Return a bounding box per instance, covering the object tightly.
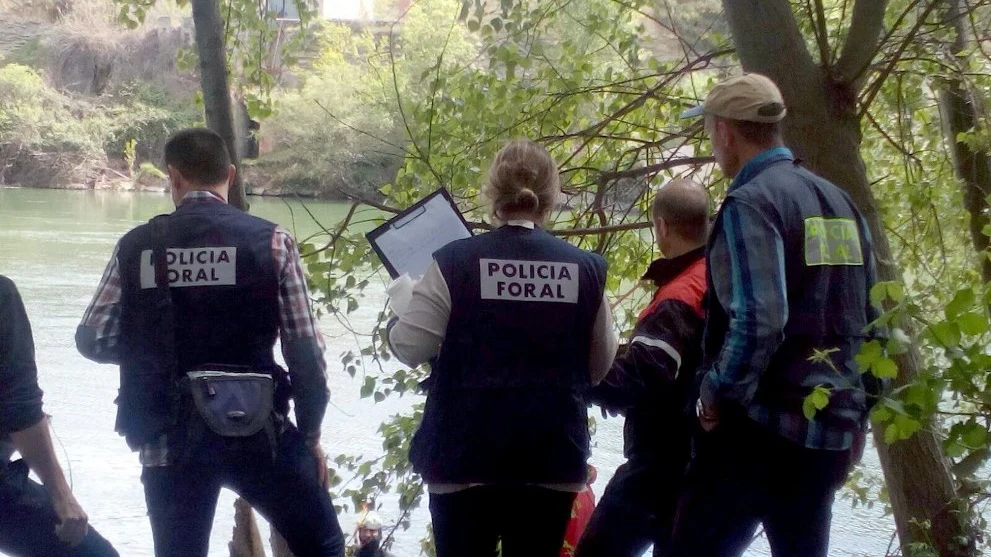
[76,128,345,557]
[671,74,887,557]
[576,179,709,557]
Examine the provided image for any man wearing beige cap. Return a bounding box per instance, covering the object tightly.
[670,74,887,556]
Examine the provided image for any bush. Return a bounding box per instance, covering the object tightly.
[100,81,201,162]
[0,63,105,156]
[0,63,199,186]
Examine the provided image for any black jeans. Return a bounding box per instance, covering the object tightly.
[0,460,118,557]
[142,425,345,557]
[574,453,686,557]
[429,485,576,557]
[668,418,854,557]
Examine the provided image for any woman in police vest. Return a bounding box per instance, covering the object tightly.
[388,139,617,557]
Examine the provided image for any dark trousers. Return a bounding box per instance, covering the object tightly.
[668,418,854,557]
[574,454,685,557]
[0,460,118,557]
[429,485,576,557]
[142,426,345,557]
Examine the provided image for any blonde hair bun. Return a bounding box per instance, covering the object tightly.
[514,187,540,213]
[484,139,560,220]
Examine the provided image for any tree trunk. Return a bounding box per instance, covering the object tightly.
[719,1,973,555]
[939,0,991,283]
[191,0,249,212]
[229,498,266,557]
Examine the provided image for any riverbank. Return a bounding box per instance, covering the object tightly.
[0,159,373,200]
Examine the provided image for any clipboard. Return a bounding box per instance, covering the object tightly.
[366,188,474,279]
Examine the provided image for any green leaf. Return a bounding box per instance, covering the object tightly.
[952,447,991,478]
[904,384,932,411]
[855,340,883,372]
[945,440,967,459]
[957,312,989,336]
[929,321,961,347]
[872,404,893,423]
[887,282,905,303]
[946,288,976,319]
[870,283,888,307]
[872,357,898,379]
[960,422,988,448]
[893,413,921,440]
[802,386,831,419]
[360,376,375,398]
[884,422,900,445]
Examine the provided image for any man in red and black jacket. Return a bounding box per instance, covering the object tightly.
[576,179,709,557]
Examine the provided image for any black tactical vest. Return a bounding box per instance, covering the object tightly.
[114,199,281,447]
[409,225,607,484]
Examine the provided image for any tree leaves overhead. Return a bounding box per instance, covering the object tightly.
[294,2,991,551]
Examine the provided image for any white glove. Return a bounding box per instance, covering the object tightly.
[386,273,416,317]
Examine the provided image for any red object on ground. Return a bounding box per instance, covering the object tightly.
[561,467,597,557]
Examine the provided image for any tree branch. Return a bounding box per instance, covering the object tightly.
[557,47,732,169]
[552,221,653,237]
[599,156,714,181]
[300,201,359,258]
[835,0,889,86]
[721,0,818,82]
[859,0,942,118]
[810,0,834,69]
[331,186,656,240]
[334,187,402,214]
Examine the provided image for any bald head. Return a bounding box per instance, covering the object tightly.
[652,179,710,245]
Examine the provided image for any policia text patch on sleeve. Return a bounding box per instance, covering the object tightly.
[479,258,579,303]
[139,247,237,289]
[804,217,863,266]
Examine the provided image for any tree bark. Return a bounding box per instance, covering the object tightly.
[719,1,973,555]
[191,0,249,212]
[939,0,991,283]
[229,498,266,557]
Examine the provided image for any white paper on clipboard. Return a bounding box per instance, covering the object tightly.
[368,190,472,279]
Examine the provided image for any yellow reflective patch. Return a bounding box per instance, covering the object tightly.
[804,217,864,266]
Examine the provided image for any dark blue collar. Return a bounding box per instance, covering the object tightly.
[729,147,794,192]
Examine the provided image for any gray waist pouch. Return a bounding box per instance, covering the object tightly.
[186,370,274,437]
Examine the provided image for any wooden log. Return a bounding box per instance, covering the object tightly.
[229,497,266,557]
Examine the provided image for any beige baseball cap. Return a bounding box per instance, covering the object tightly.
[680,73,787,123]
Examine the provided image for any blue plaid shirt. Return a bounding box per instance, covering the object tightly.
[700,148,877,451]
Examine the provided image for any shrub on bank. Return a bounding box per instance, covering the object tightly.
[0,63,198,188]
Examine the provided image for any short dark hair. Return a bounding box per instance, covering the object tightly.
[652,178,710,244]
[727,118,782,146]
[163,128,232,186]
